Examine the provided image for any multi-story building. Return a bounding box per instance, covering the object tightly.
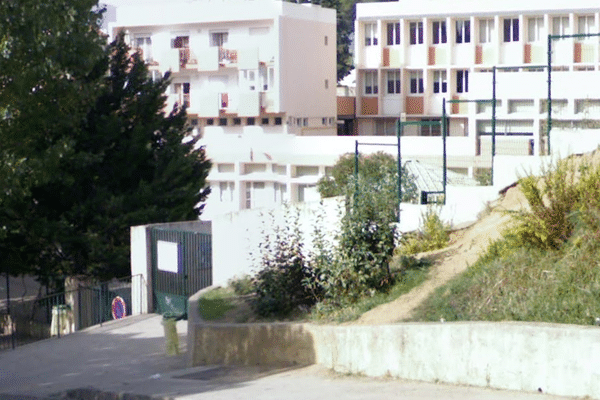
[109,0,337,218]
[354,0,600,169]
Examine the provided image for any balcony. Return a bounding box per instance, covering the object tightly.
[219,48,238,66]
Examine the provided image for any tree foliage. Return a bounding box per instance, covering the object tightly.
[251,207,318,318]
[0,20,212,286]
[0,0,107,281]
[317,152,417,205]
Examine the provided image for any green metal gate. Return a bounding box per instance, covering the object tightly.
[150,226,212,318]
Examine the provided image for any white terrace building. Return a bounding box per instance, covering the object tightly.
[355,0,600,172]
[109,0,337,218]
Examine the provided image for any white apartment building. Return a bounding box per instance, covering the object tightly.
[355,0,600,171]
[109,0,337,218]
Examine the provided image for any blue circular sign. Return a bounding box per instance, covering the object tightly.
[111,296,126,320]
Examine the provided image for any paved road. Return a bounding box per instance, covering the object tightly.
[0,314,579,400]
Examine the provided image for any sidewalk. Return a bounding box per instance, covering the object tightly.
[0,314,579,400]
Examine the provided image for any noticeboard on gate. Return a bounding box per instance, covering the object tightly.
[157,240,179,273]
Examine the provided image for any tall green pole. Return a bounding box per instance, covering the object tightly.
[396,120,402,223]
[354,140,359,200]
[492,66,497,185]
[442,98,447,204]
[547,34,552,155]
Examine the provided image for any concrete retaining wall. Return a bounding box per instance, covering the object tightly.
[189,320,600,398]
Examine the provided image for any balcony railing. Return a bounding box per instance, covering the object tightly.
[219,48,238,65]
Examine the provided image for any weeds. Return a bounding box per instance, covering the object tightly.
[410,154,600,325]
[397,207,451,256]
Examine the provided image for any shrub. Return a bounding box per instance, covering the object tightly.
[251,207,317,318]
[507,157,600,251]
[398,207,451,255]
[317,152,418,203]
[312,175,398,305]
[228,275,254,296]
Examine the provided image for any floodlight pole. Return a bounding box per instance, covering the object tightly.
[492,66,497,184]
[442,98,447,204]
[396,120,403,223]
[354,139,359,200]
[547,33,552,155]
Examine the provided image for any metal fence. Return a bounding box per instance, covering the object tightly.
[0,274,145,351]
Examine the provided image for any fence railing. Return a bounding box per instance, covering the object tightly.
[0,274,146,351]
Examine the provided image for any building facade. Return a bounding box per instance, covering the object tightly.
[109,0,337,218]
[355,0,600,163]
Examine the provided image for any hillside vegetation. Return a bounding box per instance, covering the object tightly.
[409,151,600,325]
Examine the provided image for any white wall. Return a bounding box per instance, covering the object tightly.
[211,198,342,286]
[211,183,503,285]
[130,225,150,315]
[492,128,600,189]
[397,185,500,233]
[310,322,600,398]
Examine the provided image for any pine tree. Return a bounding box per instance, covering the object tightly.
[0,29,212,285]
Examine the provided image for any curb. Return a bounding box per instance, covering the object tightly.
[60,388,166,400]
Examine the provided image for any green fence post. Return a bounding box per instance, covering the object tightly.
[547,34,552,155]
[442,98,447,204]
[492,66,497,185]
[396,120,402,222]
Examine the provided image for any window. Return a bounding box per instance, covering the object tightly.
[303,118,308,127]
[456,70,469,93]
[242,70,257,91]
[274,117,282,125]
[409,70,424,94]
[420,118,441,136]
[364,71,378,95]
[553,16,570,36]
[325,79,329,89]
[578,15,596,36]
[410,22,424,45]
[528,17,544,42]
[386,70,401,94]
[387,22,400,45]
[219,182,234,202]
[206,118,214,126]
[456,20,471,43]
[135,36,153,61]
[261,117,269,125]
[479,19,494,43]
[172,35,189,49]
[433,70,447,93]
[219,118,227,126]
[210,32,228,47]
[432,21,447,44]
[503,18,519,42]
[233,118,241,125]
[324,35,328,45]
[245,182,265,209]
[365,23,378,46]
[173,82,190,108]
[274,183,287,203]
[171,36,190,66]
[247,117,255,126]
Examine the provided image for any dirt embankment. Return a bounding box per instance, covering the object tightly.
[354,185,529,325]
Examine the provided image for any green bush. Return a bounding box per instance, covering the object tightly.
[228,275,254,296]
[317,152,418,203]
[398,207,450,255]
[312,175,398,305]
[251,207,317,318]
[198,288,235,321]
[507,157,600,250]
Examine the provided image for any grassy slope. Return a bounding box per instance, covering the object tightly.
[410,210,600,325]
